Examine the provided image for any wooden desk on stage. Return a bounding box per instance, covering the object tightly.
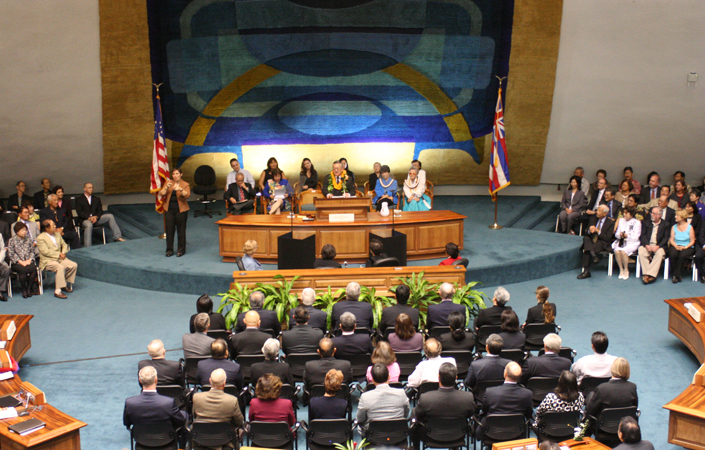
[664,297,705,450]
[231,265,467,295]
[0,315,86,450]
[217,210,466,263]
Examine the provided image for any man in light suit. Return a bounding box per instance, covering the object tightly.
[578,205,615,279]
[12,206,40,242]
[36,219,77,299]
[379,284,419,332]
[427,282,465,329]
[638,206,671,284]
[477,361,533,439]
[520,333,572,385]
[282,305,325,355]
[138,339,184,387]
[331,312,374,358]
[235,291,281,335]
[331,282,374,330]
[197,339,243,389]
[192,368,244,439]
[356,363,409,428]
[287,288,328,330]
[183,313,214,359]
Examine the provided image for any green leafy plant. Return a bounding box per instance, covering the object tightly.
[452,281,488,327]
[258,275,301,326]
[314,286,346,330]
[333,438,368,450]
[216,282,252,330]
[360,286,394,329]
[391,271,440,328]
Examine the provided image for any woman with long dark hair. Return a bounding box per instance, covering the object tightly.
[299,158,318,192]
[524,285,556,326]
[259,157,287,191]
[533,370,584,435]
[498,310,525,350]
[439,311,474,350]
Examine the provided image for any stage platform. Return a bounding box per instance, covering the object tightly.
[68,196,581,295]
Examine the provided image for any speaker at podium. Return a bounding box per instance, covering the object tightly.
[370,231,407,266]
[277,233,316,269]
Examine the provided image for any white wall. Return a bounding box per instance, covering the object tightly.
[543,0,705,186]
[0,1,103,198]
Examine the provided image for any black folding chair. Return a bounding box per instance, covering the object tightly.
[532,410,582,442]
[538,346,576,363]
[471,379,503,408]
[184,357,210,386]
[579,376,610,400]
[235,355,266,384]
[156,385,188,410]
[499,349,526,364]
[442,350,474,378]
[474,413,528,449]
[207,329,229,340]
[283,353,320,382]
[476,325,502,353]
[523,323,560,351]
[301,419,352,450]
[525,376,560,407]
[189,421,239,450]
[395,352,424,382]
[363,418,410,447]
[590,406,639,448]
[130,422,177,450]
[427,326,451,339]
[416,416,471,449]
[346,353,372,380]
[247,421,300,450]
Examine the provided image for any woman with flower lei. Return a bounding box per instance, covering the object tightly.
[373,165,398,211]
[264,168,294,214]
[325,161,356,197]
[402,167,431,211]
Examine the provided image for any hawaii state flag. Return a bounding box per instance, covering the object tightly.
[488,85,510,200]
[149,92,170,213]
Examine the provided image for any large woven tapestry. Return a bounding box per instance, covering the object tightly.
[147,0,514,171]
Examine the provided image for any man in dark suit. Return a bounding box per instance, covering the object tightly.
[235,291,281,334]
[124,366,188,436]
[639,173,661,205]
[287,288,327,330]
[331,312,374,358]
[601,188,621,220]
[33,178,51,210]
[379,284,419,333]
[474,286,512,330]
[331,282,374,330]
[303,338,353,391]
[520,333,572,385]
[39,194,80,249]
[464,334,510,390]
[229,310,271,358]
[75,182,125,246]
[7,181,28,212]
[282,305,325,355]
[250,338,294,387]
[223,172,256,215]
[137,339,184,387]
[12,206,40,242]
[196,339,243,389]
[657,195,676,225]
[614,417,654,450]
[428,282,466,329]
[638,206,671,284]
[578,204,615,279]
[477,361,533,439]
[585,178,608,216]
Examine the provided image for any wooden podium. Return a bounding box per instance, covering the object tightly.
[313,197,371,220]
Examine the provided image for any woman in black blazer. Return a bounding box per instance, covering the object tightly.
[498,310,525,350]
[585,357,638,419]
[685,201,702,236]
[314,244,342,268]
[524,285,557,326]
[557,175,587,234]
[439,311,475,351]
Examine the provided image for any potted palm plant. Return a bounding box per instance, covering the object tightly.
[314,286,346,330]
[257,275,301,329]
[216,282,252,330]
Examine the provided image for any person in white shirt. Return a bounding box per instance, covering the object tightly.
[225,157,255,191]
[571,331,617,383]
[407,338,456,388]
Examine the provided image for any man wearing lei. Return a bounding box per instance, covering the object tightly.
[325,160,356,198]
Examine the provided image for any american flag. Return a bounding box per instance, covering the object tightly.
[488,84,510,200]
[149,92,170,213]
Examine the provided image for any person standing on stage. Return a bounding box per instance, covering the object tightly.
[160,168,191,257]
[325,161,356,198]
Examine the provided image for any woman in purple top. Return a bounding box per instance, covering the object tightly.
[387,313,423,352]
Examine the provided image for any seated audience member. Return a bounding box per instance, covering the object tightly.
[21,201,40,222]
[498,310,525,350]
[685,201,703,235]
[40,194,80,249]
[464,334,510,390]
[224,172,255,215]
[427,282,465,329]
[12,205,40,240]
[439,242,462,266]
[622,166,641,194]
[668,210,696,283]
[408,338,456,388]
[229,311,271,358]
[412,363,475,431]
[639,173,661,205]
[440,311,475,351]
[601,188,621,220]
[474,286,512,330]
[241,240,262,271]
[37,219,77,299]
[613,417,654,450]
[615,179,634,207]
[331,282,374,330]
[658,194,677,224]
[671,179,690,210]
[259,157,287,192]
[183,313,214,359]
[690,190,705,220]
[574,167,590,196]
[372,164,398,211]
[189,294,226,333]
[8,222,39,298]
[197,339,244,389]
[225,157,255,191]
[557,176,587,234]
[250,338,293,387]
[591,169,611,193]
[123,366,187,432]
[477,361,533,438]
[524,286,557,325]
[324,160,356,197]
[403,166,431,211]
[8,181,28,212]
[249,374,295,426]
[192,368,244,431]
[520,333,572,385]
[314,243,342,269]
[617,194,647,222]
[299,157,318,192]
[287,288,327,330]
[338,157,355,184]
[585,178,607,216]
[52,186,75,233]
[366,239,387,267]
[309,369,347,420]
[379,284,419,332]
[368,162,382,196]
[670,171,691,195]
[0,236,9,301]
[533,370,584,437]
[638,207,670,284]
[264,168,294,214]
[138,339,184,386]
[578,204,615,279]
[75,182,126,246]
[388,313,423,352]
[283,305,325,355]
[612,207,642,280]
[696,223,705,284]
[303,338,353,391]
[571,331,617,384]
[235,291,280,334]
[366,341,400,383]
[33,178,52,210]
[331,312,374,358]
[356,364,410,428]
[585,357,638,419]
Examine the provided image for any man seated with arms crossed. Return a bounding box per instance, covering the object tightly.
[584,178,607,217]
[356,363,410,430]
[601,187,621,220]
[638,206,670,284]
[476,361,533,439]
[75,182,126,246]
[578,204,615,279]
[37,219,77,299]
[192,368,244,445]
[571,331,617,384]
[223,172,256,215]
[138,339,184,387]
[613,417,654,450]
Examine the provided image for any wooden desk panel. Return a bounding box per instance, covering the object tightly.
[217,210,466,263]
[558,438,610,449]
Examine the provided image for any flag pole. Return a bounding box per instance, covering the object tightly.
[153,83,167,239]
[489,198,502,229]
[488,75,508,230]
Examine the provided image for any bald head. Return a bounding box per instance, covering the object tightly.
[147,339,165,359]
[318,338,335,357]
[439,282,454,299]
[244,310,261,327]
[210,368,227,389]
[504,361,522,382]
